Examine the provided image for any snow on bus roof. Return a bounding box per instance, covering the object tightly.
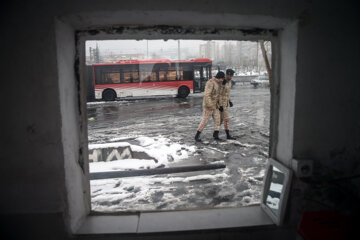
[174,58,212,63]
[92,58,212,66]
[116,59,172,64]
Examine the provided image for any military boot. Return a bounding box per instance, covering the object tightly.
[226,130,236,140]
[213,131,221,140]
[195,131,202,142]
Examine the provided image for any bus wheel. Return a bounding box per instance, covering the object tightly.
[177,86,190,98]
[102,89,116,101]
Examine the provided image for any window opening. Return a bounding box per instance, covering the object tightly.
[85,39,272,212]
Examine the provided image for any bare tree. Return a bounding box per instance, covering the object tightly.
[259,40,272,87]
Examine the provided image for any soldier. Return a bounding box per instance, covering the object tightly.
[195,71,225,142]
[218,69,236,139]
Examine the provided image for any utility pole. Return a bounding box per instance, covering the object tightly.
[147,40,149,59]
[238,42,242,69]
[95,43,100,63]
[176,40,181,80]
[178,40,181,60]
[256,41,259,75]
[212,41,215,60]
[89,47,93,63]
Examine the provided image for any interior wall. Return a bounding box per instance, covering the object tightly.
[1,0,359,239]
[289,0,360,226]
[0,1,66,214]
[293,1,360,174]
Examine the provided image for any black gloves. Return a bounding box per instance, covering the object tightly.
[219,106,224,112]
[229,101,233,107]
[222,79,227,85]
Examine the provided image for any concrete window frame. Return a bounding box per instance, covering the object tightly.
[55,11,297,235]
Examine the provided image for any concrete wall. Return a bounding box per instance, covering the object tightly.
[293,1,360,173]
[1,0,359,239]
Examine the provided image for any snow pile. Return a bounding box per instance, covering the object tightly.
[132,136,196,166]
[90,170,231,212]
[89,136,197,172]
[89,141,130,150]
[90,159,158,172]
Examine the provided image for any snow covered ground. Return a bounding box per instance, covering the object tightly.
[87,85,270,212]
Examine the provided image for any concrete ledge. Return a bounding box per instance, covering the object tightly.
[76,206,274,235]
[138,206,273,233]
[77,215,139,234]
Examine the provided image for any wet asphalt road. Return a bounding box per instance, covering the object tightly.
[87,84,270,212]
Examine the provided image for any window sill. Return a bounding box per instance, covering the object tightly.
[76,205,274,235]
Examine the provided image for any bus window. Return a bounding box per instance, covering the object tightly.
[139,71,156,82]
[140,71,150,82]
[183,70,193,81]
[108,72,120,83]
[150,72,157,82]
[177,67,184,80]
[139,64,152,82]
[122,71,132,83]
[204,67,209,79]
[132,71,139,83]
[93,67,120,84]
[167,70,177,81]
[181,64,193,81]
[159,66,168,81]
[200,66,205,79]
[194,68,200,79]
[159,70,166,81]
[168,67,183,81]
[122,69,139,83]
[100,69,120,84]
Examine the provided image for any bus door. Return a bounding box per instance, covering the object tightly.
[193,66,207,93]
[203,66,210,91]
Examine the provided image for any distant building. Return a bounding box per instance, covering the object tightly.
[86,53,145,65]
[117,53,145,60]
[199,41,216,60]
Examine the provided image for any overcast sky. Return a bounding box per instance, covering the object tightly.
[85,39,249,57]
[86,40,211,55]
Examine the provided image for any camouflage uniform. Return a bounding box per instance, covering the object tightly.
[197,78,221,132]
[218,77,232,130]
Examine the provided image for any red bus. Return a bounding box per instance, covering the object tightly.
[92,58,212,101]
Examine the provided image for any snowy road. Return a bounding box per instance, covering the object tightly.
[87,84,270,212]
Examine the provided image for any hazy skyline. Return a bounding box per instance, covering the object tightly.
[86,39,244,56]
[86,40,203,55]
[86,39,271,72]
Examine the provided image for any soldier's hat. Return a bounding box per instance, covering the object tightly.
[215,71,225,79]
[226,69,235,76]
